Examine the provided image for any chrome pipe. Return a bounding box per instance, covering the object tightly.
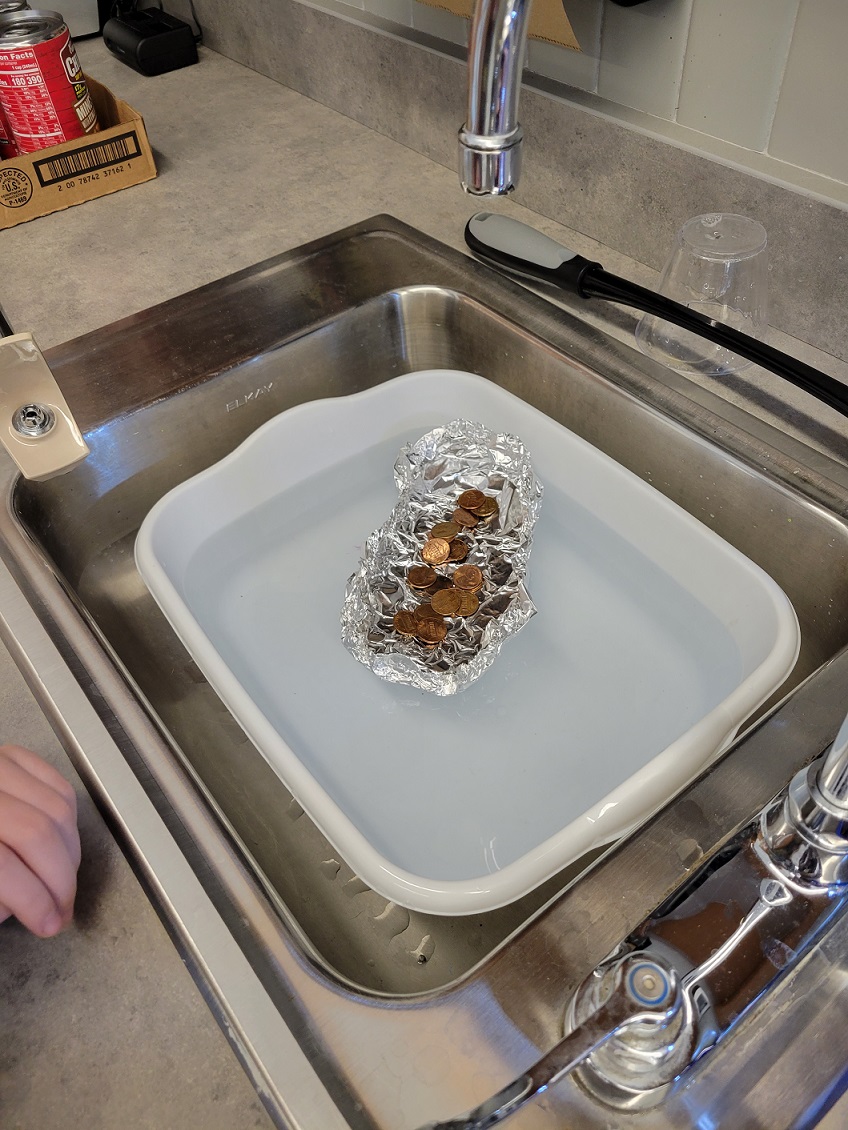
[816,711,848,806]
[459,0,530,194]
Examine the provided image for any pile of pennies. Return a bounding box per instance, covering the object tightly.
[392,488,500,646]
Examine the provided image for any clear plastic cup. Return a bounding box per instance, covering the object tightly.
[635,213,768,377]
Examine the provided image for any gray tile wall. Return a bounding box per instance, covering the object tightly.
[175,0,848,365]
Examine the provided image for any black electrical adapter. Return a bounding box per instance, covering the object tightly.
[103,8,198,76]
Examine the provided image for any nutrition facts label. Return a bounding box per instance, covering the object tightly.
[0,27,97,154]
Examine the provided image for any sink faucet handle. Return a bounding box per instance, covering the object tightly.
[0,332,89,481]
[761,720,848,887]
[417,956,680,1130]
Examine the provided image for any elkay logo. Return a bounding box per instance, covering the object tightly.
[226,383,275,412]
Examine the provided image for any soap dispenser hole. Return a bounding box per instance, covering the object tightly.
[12,403,56,438]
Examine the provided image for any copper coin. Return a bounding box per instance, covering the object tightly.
[414,602,443,622]
[474,497,499,518]
[407,564,437,589]
[448,539,469,562]
[452,564,484,592]
[431,587,462,616]
[430,521,461,541]
[452,508,478,528]
[421,537,451,565]
[416,617,448,645]
[392,609,419,636]
[457,489,486,511]
[456,591,479,616]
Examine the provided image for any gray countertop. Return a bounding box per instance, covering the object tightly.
[2,37,848,1130]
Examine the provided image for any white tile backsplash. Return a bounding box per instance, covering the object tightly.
[597,0,694,118]
[365,0,415,25]
[768,0,848,184]
[411,1,468,45]
[527,0,602,92]
[677,0,797,150]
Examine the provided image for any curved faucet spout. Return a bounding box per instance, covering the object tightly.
[459,0,532,194]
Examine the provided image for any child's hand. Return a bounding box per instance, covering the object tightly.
[0,743,80,937]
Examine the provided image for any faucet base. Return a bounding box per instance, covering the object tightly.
[458,128,522,195]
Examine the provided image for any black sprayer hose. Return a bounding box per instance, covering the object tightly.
[581,268,848,418]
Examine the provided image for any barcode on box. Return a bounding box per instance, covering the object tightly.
[33,131,142,186]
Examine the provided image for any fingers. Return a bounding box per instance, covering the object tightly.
[0,745,80,869]
[0,744,78,816]
[0,788,79,930]
[0,833,70,937]
[0,745,80,936]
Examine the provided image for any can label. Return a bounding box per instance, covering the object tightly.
[0,24,99,154]
[0,97,16,158]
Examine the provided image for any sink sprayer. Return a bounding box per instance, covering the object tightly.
[464,212,848,418]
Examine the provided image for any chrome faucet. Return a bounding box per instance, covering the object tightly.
[423,719,848,1126]
[459,0,532,194]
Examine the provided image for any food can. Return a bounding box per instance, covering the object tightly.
[0,9,99,155]
[0,3,30,14]
[0,97,16,157]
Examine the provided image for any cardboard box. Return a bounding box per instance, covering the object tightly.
[0,76,157,230]
[418,0,579,49]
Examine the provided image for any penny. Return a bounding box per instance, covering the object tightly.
[414,603,443,622]
[421,537,451,565]
[431,587,462,616]
[416,617,448,645]
[407,564,437,589]
[452,508,478,528]
[473,497,499,518]
[392,609,419,636]
[448,539,469,562]
[431,521,461,541]
[456,590,479,616]
[457,489,486,511]
[452,564,484,592]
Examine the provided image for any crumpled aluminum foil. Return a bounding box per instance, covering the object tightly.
[341,418,543,695]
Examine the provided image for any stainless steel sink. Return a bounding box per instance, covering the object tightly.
[4,215,848,1127]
